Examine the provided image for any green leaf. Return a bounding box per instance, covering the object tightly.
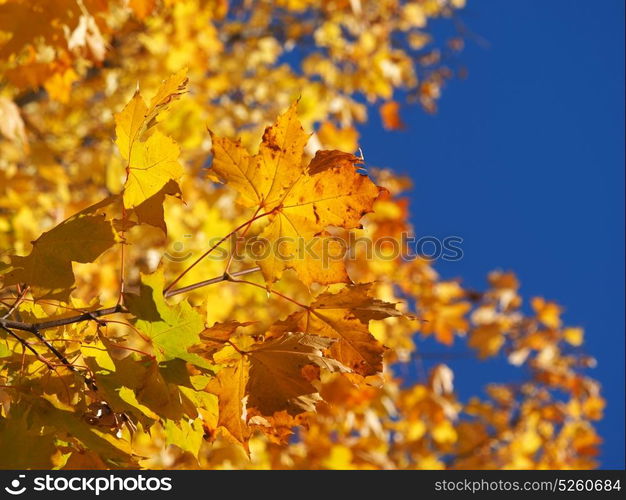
[163,418,204,458]
[91,357,197,422]
[124,269,213,369]
[118,386,160,420]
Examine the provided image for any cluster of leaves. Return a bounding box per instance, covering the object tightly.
[0,0,603,469]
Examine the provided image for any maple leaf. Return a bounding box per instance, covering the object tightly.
[116,179,182,233]
[117,386,160,420]
[0,417,58,469]
[28,398,135,466]
[246,332,347,416]
[468,323,505,359]
[163,418,205,457]
[418,282,471,345]
[563,327,584,347]
[247,409,305,445]
[0,341,12,359]
[270,284,401,376]
[91,356,202,426]
[531,297,562,329]
[203,332,345,447]
[123,269,212,369]
[317,121,359,153]
[124,131,183,209]
[209,101,310,209]
[189,320,252,361]
[115,69,188,161]
[2,201,117,300]
[210,103,384,285]
[205,358,251,447]
[115,69,188,208]
[310,283,407,322]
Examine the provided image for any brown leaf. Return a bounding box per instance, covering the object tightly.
[246,332,346,415]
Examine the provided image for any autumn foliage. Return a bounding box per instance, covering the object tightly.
[0,0,603,470]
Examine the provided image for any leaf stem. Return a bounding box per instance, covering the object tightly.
[228,277,309,309]
[1,285,30,319]
[164,266,260,298]
[224,206,262,274]
[163,210,273,293]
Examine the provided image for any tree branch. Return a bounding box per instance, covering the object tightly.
[0,266,258,390]
[0,324,53,368]
[2,319,98,389]
[0,304,125,333]
[0,266,261,332]
[0,266,261,390]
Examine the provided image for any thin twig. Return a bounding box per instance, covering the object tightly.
[30,326,92,383]
[163,210,274,293]
[0,324,53,369]
[224,206,262,273]
[164,266,260,298]
[1,285,30,319]
[117,204,128,306]
[229,277,309,309]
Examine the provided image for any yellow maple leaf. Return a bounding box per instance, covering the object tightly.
[115,69,188,208]
[419,281,471,345]
[124,131,183,208]
[210,104,383,285]
[563,327,584,346]
[206,359,251,448]
[532,297,563,329]
[209,101,309,209]
[317,121,359,152]
[189,320,252,361]
[468,323,505,358]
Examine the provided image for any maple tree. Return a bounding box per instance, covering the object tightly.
[0,0,603,470]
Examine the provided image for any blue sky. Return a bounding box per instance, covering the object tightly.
[358,0,624,468]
